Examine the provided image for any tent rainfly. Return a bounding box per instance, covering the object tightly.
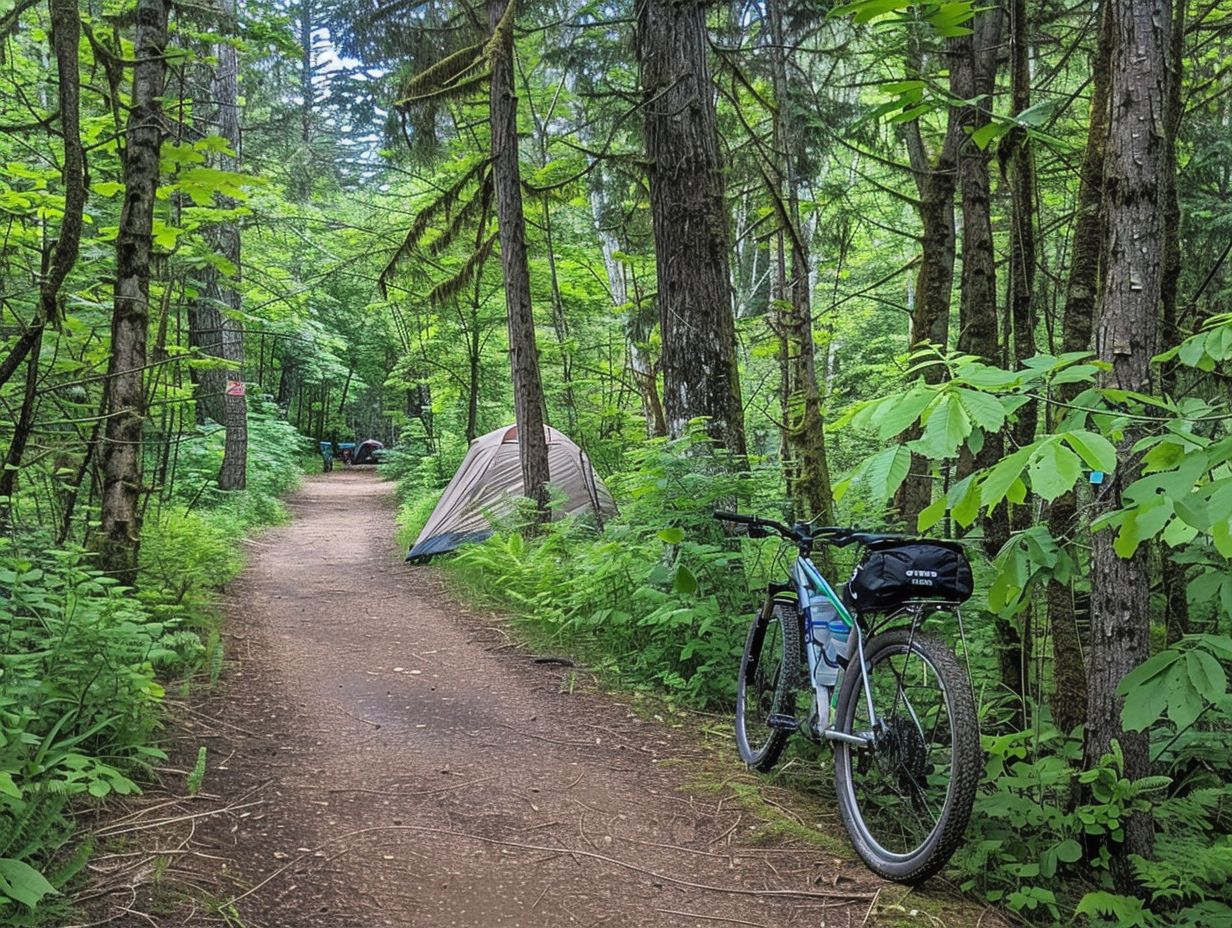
[353,439,385,465]
[405,425,617,562]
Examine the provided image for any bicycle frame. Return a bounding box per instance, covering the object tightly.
[789,553,879,743]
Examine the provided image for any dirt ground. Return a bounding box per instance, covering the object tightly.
[77,470,999,928]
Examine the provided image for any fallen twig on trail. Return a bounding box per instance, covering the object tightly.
[498,721,604,748]
[655,908,771,928]
[94,799,266,838]
[278,773,499,797]
[222,823,878,908]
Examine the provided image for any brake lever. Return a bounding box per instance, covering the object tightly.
[747,524,768,539]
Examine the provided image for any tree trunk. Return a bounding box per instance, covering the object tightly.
[488,0,550,514]
[1159,0,1188,643]
[1045,4,1111,737]
[0,0,86,513]
[0,328,42,519]
[518,63,579,435]
[766,0,834,527]
[278,352,295,407]
[1085,0,1169,879]
[588,174,666,437]
[96,0,168,587]
[210,0,247,491]
[637,0,747,457]
[1008,0,1039,465]
[896,37,962,522]
[953,8,1021,718]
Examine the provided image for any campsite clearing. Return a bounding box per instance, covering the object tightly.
[90,470,999,927]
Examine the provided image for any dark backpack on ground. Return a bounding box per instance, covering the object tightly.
[842,539,973,613]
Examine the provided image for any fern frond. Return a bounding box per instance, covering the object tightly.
[427,232,497,305]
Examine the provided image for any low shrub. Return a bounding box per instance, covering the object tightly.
[0,396,306,920]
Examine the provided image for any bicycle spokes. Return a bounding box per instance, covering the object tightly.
[846,647,956,857]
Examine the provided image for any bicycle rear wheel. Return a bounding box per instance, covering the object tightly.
[833,629,980,883]
[735,601,800,772]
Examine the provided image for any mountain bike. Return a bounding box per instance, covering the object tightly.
[714,510,980,884]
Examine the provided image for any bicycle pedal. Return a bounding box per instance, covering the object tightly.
[766,714,801,732]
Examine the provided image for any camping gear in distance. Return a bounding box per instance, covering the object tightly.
[353,439,385,465]
[406,425,617,563]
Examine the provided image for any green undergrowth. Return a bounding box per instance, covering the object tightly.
[439,433,783,706]
[396,429,1232,927]
[0,399,306,922]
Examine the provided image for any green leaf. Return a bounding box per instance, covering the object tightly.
[1115,500,1174,558]
[1121,664,1173,731]
[864,445,913,503]
[1006,477,1027,505]
[970,121,1009,150]
[981,444,1035,509]
[657,527,685,545]
[1075,892,1151,928]
[918,495,947,532]
[1166,664,1205,730]
[1028,442,1082,502]
[875,385,935,440]
[955,388,1006,433]
[832,0,915,22]
[1053,838,1082,863]
[950,474,981,527]
[1187,649,1227,702]
[1062,430,1119,473]
[914,394,971,459]
[1214,517,1232,559]
[1014,99,1057,128]
[1117,649,1182,697]
[673,565,697,595]
[0,858,57,909]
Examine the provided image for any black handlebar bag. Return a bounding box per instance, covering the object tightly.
[842,539,973,612]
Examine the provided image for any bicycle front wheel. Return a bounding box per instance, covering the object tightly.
[735,601,800,772]
[833,629,980,883]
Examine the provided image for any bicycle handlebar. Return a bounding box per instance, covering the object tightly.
[712,510,903,549]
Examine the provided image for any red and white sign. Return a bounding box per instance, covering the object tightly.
[225,380,246,397]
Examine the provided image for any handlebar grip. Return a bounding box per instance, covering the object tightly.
[713,510,754,524]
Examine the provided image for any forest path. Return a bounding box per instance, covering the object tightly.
[118,470,964,927]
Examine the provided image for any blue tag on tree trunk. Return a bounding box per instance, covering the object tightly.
[1090,471,1105,485]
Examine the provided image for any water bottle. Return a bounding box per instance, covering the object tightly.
[826,617,853,670]
[808,594,841,686]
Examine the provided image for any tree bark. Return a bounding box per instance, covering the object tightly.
[951,8,1022,719]
[1008,0,1039,466]
[1159,0,1187,643]
[895,32,962,523]
[1045,5,1112,738]
[766,0,834,527]
[488,0,550,514]
[637,0,747,457]
[210,0,247,491]
[587,171,666,438]
[1085,0,1169,878]
[96,0,169,586]
[0,0,86,511]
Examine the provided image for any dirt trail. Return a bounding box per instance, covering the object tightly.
[107,471,943,927]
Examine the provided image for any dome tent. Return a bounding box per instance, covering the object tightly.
[405,425,617,563]
[353,439,384,464]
